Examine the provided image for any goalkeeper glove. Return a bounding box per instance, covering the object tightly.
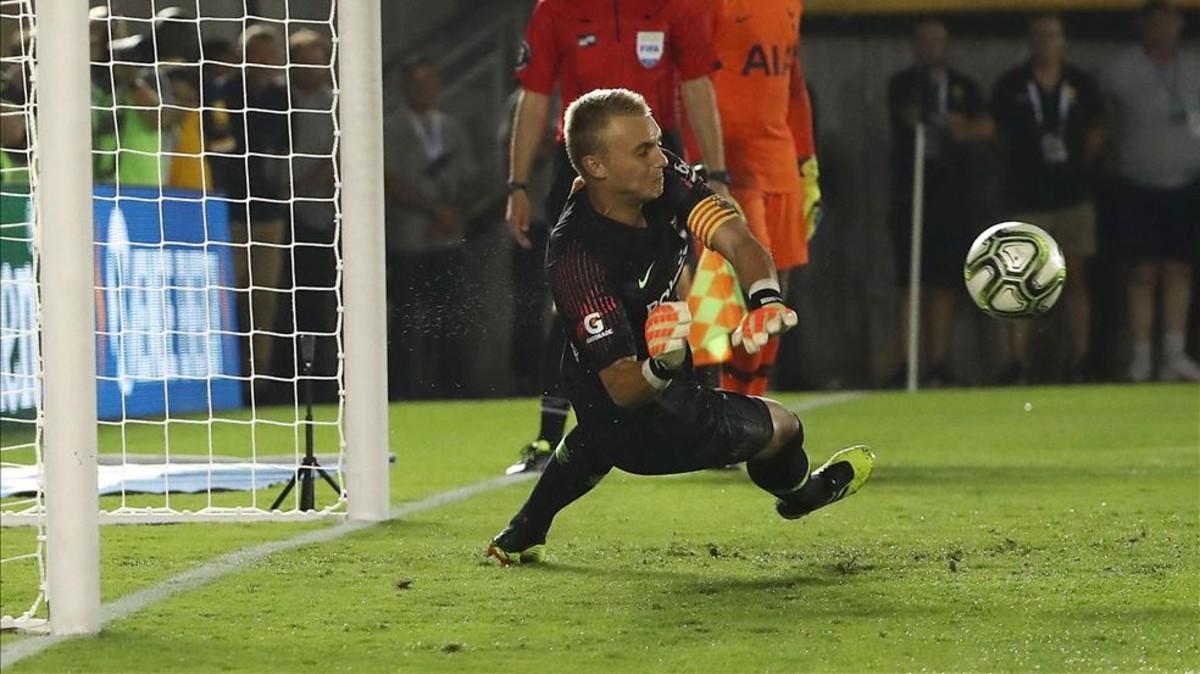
[800,155,822,241]
[731,282,798,355]
[642,301,692,389]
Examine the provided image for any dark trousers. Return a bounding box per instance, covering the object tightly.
[387,247,468,399]
[510,220,552,395]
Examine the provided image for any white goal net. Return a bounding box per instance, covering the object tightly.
[0,0,45,631]
[2,0,391,633]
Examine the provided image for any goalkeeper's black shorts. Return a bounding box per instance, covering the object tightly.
[562,384,775,476]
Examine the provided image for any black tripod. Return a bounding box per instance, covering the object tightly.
[271,334,341,511]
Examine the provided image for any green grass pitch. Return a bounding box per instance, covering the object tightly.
[1,384,1197,672]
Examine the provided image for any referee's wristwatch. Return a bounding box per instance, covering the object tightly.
[506,180,528,194]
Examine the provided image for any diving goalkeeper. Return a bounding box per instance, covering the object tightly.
[487,88,874,564]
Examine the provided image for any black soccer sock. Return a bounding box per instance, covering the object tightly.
[746,417,811,497]
[536,324,571,446]
[510,434,611,536]
[755,433,852,514]
[537,395,571,447]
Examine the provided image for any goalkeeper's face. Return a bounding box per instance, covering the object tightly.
[594,114,668,203]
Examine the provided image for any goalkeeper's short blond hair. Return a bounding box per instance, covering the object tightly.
[563,88,652,179]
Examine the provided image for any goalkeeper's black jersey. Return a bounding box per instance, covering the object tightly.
[546,149,740,425]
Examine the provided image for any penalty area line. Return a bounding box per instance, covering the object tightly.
[0,472,538,669]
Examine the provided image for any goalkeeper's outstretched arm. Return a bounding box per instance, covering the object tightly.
[706,215,798,354]
[706,214,779,297]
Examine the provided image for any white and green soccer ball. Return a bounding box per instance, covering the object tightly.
[964,221,1066,318]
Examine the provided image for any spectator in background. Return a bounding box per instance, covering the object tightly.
[384,57,475,399]
[96,32,169,187]
[289,29,339,401]
[0,95,29,186]
[209,25,291,397]
[199,38,238,166]
[886,17,993,387]
[201,38,238,93]
[1102,0,1200,382]
[89,6,116,183]
[0,27,32,185]
[991,13,1105,383]
[145,7,218,193]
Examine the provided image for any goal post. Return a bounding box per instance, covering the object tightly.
[339,0,390,523]
[0,0,390,635]
[36,0,101,636]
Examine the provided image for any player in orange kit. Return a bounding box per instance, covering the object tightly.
[710,0,821,396]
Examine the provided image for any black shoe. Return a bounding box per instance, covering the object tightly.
[777,445,876,520]
[486,524,547,565]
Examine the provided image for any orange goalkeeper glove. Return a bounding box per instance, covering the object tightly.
[643,301,692,389]
[731,282,798,355]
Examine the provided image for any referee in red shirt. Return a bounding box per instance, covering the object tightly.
[504,0,730,474]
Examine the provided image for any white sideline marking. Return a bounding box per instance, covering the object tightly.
[0,472,538,669]
[0,392,865,669]
[788,391,865,412]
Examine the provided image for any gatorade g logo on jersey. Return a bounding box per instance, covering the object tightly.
[583,311,613,344]
[584,312,605,335]
[637,31,665,68]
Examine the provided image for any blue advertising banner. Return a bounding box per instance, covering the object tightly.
[93,186,243,419]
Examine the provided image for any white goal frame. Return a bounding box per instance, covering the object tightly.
[23,0,388,636]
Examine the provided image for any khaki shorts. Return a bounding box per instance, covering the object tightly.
[1016,201,1097,258]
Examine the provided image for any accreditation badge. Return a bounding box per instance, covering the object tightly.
[1188,111,1200,139]
[636,31,664,68]
[1041,133,1069,164]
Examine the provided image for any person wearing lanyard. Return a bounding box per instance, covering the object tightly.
[991,13,1105,384]
[383,57,477,399]
[885,17,993,388]
[503,0,730,474]
[1101,0,1200,383]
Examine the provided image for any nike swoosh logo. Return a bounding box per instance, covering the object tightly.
[735,15,751,23]
[638,263,654,289]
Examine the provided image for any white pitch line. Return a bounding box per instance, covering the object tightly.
[0,391,867,669]
[0,472,537,668]
[788,391,866,412]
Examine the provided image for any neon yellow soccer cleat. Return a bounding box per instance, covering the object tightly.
[777,444,875,520]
